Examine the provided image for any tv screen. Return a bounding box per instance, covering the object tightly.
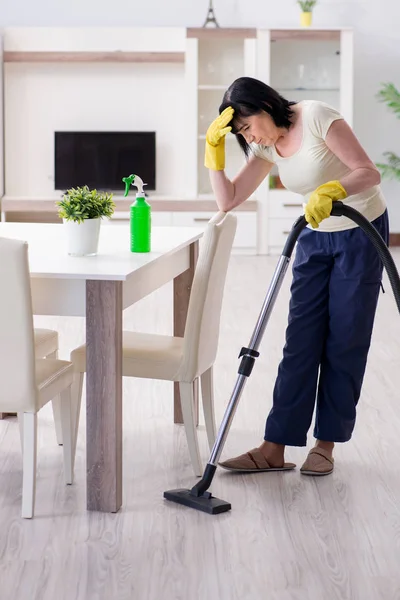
[54,131,156,192]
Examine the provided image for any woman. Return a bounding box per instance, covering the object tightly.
[205,76,388,476]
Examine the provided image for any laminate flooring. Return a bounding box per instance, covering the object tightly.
[1,252,400,600]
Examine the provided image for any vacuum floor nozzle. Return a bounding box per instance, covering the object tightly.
[163,489,231,515]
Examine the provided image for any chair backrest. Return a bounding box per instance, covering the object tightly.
[0,237,37,412]
[176,212,237,382]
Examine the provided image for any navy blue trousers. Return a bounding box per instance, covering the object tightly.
[264,210,389,446]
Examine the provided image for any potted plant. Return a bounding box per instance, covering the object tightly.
[376,82,400,181]
[57,186,115,256]
[297,0,317,27]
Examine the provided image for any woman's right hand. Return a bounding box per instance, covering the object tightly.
[204,106,234,171]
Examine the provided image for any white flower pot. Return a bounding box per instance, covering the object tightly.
[64,218,101,256]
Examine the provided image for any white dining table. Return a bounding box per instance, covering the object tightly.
[0,221,203,513]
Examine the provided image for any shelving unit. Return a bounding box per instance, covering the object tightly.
[185,28,258,253]
[3,51,185,63]
[185,27,353,254]
[255,28,353,254]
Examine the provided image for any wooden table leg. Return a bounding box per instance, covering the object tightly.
[173,240,199,425]
[86,280,123,512]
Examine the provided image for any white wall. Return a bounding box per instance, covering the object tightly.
[5,61,186,198]
[1,0,400,224]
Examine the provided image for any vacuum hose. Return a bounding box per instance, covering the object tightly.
[283,201,400,314]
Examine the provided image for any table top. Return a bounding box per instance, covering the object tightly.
[0,222,203,280]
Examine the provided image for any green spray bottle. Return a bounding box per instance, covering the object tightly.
[122,174,151,253]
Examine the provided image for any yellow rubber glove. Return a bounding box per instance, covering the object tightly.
[305,180,348,229]
[204,106,234,171]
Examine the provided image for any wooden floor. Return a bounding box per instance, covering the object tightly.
[1,252,400,600]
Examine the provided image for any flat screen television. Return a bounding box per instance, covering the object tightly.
[54,131,156,192]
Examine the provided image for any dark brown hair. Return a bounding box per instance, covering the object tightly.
[219,77,296,156]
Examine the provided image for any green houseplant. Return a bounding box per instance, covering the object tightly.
[57,186,115,256]
[376,83,400,181]
[297,0,317,26]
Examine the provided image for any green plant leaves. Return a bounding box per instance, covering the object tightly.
[377,83,400,119]
[297,0,317,11]
[376,83,400,182]
[56,186,116,223]
[376,152,400,180]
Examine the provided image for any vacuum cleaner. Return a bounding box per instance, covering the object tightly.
[164,201,400,514]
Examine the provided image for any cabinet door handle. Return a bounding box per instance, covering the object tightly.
[283,203,303,208]
[194,218,210,222]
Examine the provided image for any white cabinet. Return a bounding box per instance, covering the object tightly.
[172,211,257,253]
[255,28,354,254]
[185,27,353,255]
[268,190,304,219]
[111,210,257,253]
[184,29,259,252]
[186,29,257,200]
[110,212,173,226]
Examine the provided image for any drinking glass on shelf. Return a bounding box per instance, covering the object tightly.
[297,63,305,90]
[320,67,331,89]
[199,113,206,135]
[207,61,216,84]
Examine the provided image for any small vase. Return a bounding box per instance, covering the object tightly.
[64,217,101,256]
[300,11,312,27]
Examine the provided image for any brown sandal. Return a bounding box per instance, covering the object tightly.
[219,447,296,473]
[300,447,334,476]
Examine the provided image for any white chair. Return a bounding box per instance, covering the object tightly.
[70,212,237,476]
[34,329,59,360]
[34,329,64,445]
[0,237,76,518]
[0,329,61,427]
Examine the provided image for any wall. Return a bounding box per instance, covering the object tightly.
[1,0,399,223]
[4,29,187,198]
[5,62,186,198]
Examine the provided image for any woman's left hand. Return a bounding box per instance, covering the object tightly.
[305,180,347,229]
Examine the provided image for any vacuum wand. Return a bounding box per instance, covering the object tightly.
[164,201,400,514]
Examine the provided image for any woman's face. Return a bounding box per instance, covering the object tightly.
[234,111,283,147]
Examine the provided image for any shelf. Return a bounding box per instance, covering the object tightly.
[271,30,341,42]
[277,88,340,92]
[198,134,237,141]
[3,51,185,63]
[187,28,257,40]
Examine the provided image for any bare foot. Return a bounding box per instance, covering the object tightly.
[315,440,334,459]
[259,441,286,468]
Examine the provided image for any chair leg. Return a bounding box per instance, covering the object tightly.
[18,412,24,452]
[48,351,63,446]
[60,387,73,485]
[51,398,63,446]
[179,382,203,477]
[200,366,217,451]
[70,372,84,470]
[21,412,37,519]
